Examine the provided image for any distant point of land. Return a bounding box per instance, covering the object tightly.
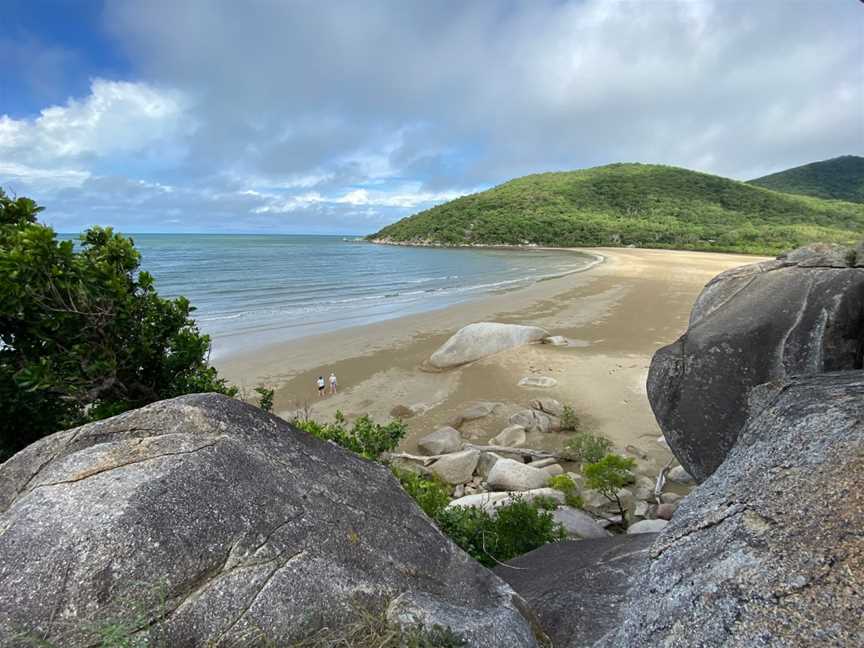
[370,160,864,255]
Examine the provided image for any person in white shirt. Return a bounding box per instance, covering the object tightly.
[316,375,325,397]
[329,372,338,395]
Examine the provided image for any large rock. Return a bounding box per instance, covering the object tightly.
[602,371,864,647]
[529,398,564,417]
[429,449,480,485]
[0,394,539,647]
[450,401,502,428]
[417,426,463,455]
[487,458,551,491]
[496,535,657,648]
[429,322,549,369]
[648,243,864,481]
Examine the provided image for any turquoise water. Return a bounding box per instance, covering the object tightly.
[125,235,592,359]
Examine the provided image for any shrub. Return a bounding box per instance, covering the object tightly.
[547,473,584,508]
[562,430,612,464]
[255,386,275,413]
[392,467,451,519]
[560,405,579,431]
[582,454,636,522]
[0,191,236,460]
[294,411,406,460]
[435,498,566,567]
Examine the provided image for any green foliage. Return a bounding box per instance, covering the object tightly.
[547,473,583,508]
[583,453,636,522]
[562,430,612,465]
[749,155,864,203]
[0,191,236,460]
[255,385,275,413]
[391,467,451,519]
[435,498,566,567]
[560,404,579,431]
[370,162,864,255]
[294,411,407,460]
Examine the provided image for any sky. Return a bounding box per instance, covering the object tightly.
[1,0,862,234]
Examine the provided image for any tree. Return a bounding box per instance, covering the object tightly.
[582,453,636,524]
[0,190,236,459]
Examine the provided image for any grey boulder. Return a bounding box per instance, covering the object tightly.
[0,394,539,647]
[417,426,463,455]
[602,371,864,647]
[496,535,657,648]
[429,449,480,485]
[647,243,864,481]
[551,507,612,539]
[429,322,549,369]
[486,458,551,492]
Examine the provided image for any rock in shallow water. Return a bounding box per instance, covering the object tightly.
[0,394,539,647]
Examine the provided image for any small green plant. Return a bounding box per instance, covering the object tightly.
[294,411,407,460]
[435,498,566,567]
[560,405,579,431]
[547,473,584,508]
[582,453,636,523]
[392,467,451,519]
[562,430,612,464]
[255,386,275,413]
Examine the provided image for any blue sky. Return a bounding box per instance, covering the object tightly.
[1,0,862,234]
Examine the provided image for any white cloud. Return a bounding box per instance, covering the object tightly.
[0,79,192,163]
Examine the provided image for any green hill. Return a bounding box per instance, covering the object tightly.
[748,155,864,203]
[370,163,864,255]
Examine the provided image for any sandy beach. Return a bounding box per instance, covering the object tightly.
[217,247,768,472]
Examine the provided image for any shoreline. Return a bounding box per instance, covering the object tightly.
[216,246,770,468]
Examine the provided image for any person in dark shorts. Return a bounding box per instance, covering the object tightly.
[316,375,326,396]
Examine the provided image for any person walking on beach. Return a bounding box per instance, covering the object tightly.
[329,371,338,395]
[316,375,326,397]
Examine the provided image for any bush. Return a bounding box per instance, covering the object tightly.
[0,191,236,459]
[582,454,636,522]
[392,467,451,519]
[562,430,612,464]
[547,473,583,508]
[294,411,406,460]
[435,498,566,567]
[255,386,275,413]
[560,405,579,431]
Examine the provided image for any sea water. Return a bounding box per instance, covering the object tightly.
[123,234,593,359]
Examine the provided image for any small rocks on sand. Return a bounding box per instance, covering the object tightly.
[450,401,502,428]
[509,409,555,433]
[529,398,564,417]
[518,376,558,388]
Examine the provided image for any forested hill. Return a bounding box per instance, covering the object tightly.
[370,163,864,255]
[748,155,864,204]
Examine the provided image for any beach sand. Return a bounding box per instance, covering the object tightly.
[217,247,768,472]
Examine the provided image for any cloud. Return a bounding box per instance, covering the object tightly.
[2,0,862,232]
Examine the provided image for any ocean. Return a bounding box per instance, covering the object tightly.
[125,234,593,359]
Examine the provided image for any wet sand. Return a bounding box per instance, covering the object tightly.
[217,247,767,471]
